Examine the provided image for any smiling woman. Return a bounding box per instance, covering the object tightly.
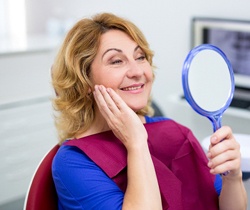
[51,12,247,210]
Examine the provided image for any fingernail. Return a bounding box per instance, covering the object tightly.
[207,152,212,158]
[207,161,212,167]
[97,85,103,91]
[211,136,218,143]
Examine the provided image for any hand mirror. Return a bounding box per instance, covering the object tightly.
[182,44,235,175]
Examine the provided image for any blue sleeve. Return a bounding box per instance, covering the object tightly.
[214,174,222,195]
[145,115,169,123]
[52,145,124,210]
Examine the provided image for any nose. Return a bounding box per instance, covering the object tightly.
[126,61,144,78]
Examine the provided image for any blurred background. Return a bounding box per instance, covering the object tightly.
[1,0,250,209]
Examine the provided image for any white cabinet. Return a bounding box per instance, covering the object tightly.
[0,42,58,205]
[0,50,55,104]
[0,100,57,204]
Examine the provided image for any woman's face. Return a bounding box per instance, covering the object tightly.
[90,30,153,112]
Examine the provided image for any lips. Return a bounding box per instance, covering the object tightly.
[120,84,144,91]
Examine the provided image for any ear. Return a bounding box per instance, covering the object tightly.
[88,87,92,94]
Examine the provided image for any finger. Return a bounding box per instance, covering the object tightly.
[210,126,233,145]
[96,85,120,113]
[208,139,238,158]
[93,85,117,118]
[207,140,241,175]
[208,149,239,169]
[106,87,132,113]
[209,158,241,175]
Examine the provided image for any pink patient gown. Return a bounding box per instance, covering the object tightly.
[65,120,219,210]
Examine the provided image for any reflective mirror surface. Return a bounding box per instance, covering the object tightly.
[188,49,231,112]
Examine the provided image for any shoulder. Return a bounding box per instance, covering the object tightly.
[53,144,85,163]
[52,144,94,175]
[52,144,124,209]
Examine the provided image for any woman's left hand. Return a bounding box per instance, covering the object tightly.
[207,126,242,178]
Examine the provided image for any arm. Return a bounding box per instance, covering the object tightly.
[93,85,162,210]
[206,126,247,210]
[52,145,125,209]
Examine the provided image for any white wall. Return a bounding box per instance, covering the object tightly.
[1,2,249,205]
[25,0,250,117]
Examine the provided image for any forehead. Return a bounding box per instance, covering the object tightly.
[99,30,137,50]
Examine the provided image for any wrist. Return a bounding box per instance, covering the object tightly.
[222,170,242,182]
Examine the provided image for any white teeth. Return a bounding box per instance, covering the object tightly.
[123,85,142,91]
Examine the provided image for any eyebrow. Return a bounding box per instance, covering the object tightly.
[102,48,122,59]
[102,45,141,59]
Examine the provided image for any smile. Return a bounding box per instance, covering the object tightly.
[121,85,144,91]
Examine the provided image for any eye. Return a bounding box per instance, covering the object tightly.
[136,55,146,61]
[111,59,123,65]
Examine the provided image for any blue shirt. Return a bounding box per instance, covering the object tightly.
[52,116,222,209]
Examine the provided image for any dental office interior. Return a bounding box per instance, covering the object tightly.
[1,0,250,209]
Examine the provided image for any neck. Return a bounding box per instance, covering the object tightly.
[75,108,146,139]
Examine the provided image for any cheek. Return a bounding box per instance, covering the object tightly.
[89,66,108,86]
[91,71,121,88]
[145,66,154,82]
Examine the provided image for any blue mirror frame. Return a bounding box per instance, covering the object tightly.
[182,44,235,132]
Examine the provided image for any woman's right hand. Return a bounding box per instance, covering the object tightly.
[94,85,162,210]
[93,85,148,150]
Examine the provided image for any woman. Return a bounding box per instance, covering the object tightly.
[51,13,247,210]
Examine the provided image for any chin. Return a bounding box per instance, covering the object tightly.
[127,103,147,112]
[122,95,149,112]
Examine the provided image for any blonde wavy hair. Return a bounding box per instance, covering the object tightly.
[52,12,155,144]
